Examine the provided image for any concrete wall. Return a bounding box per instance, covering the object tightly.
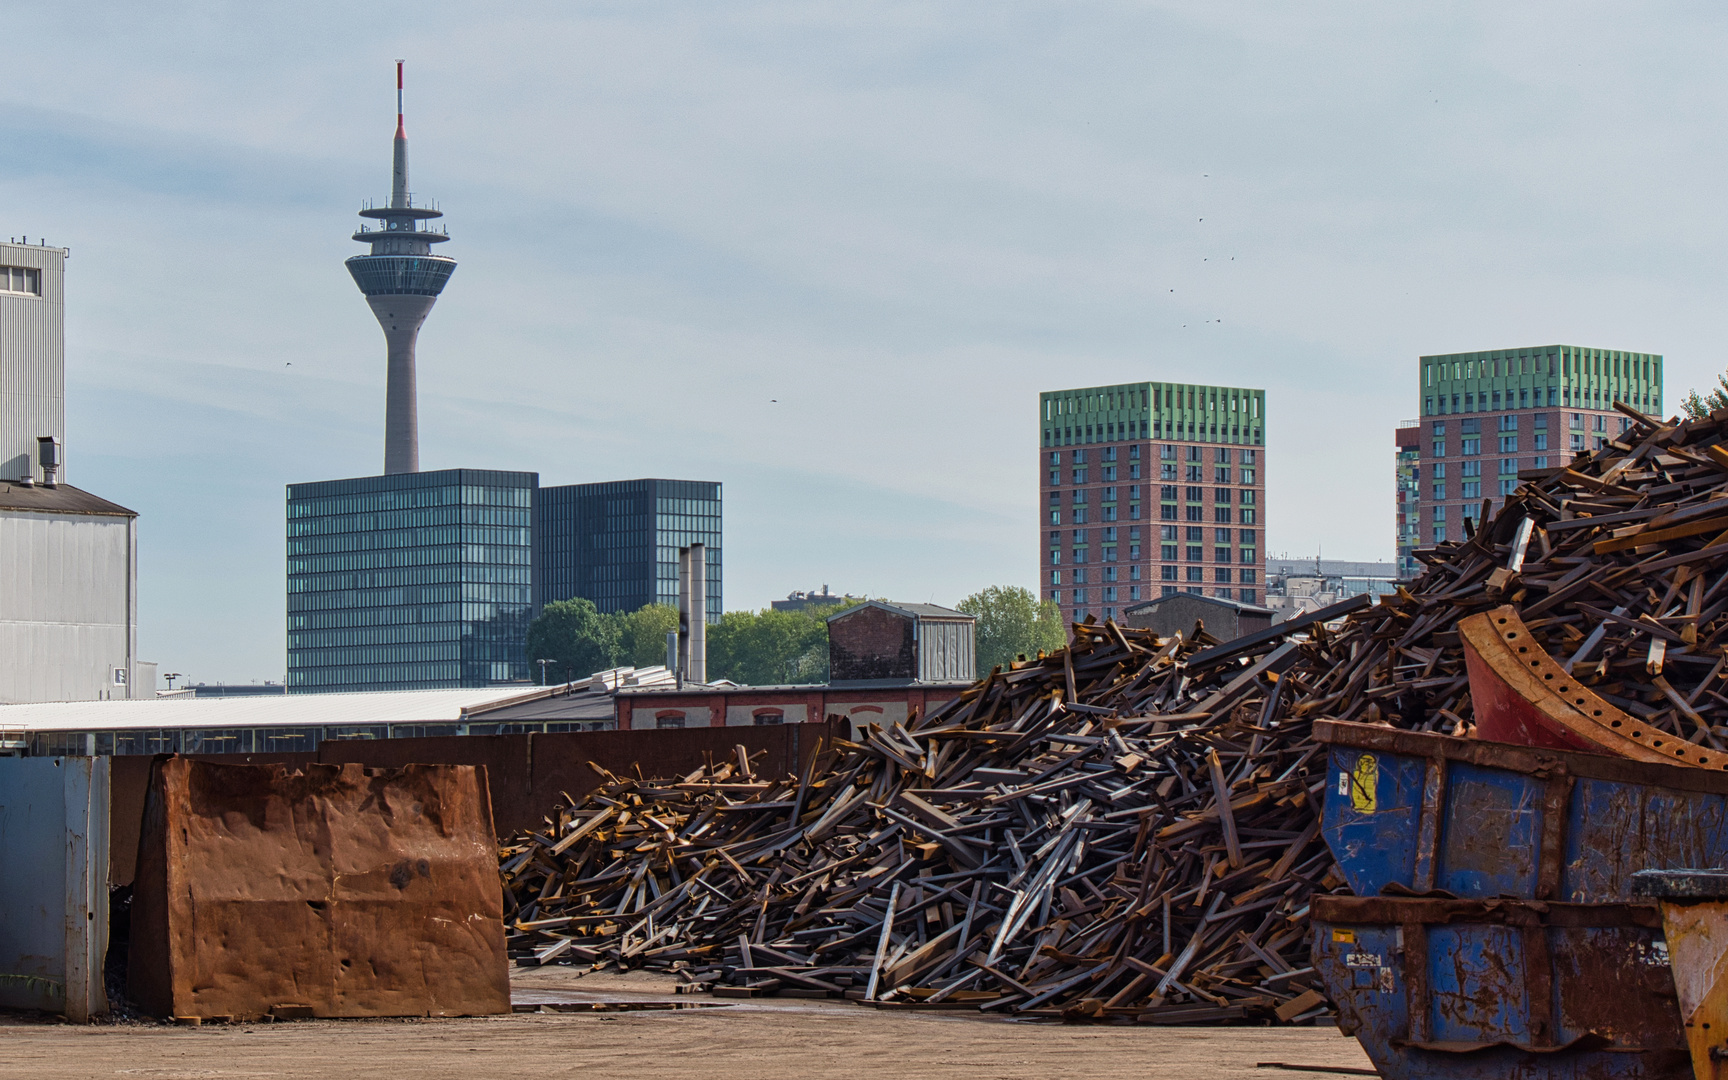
[0,756,108,1020]
[0,511,137,703]
[0,242,66,485]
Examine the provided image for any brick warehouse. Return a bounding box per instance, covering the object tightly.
[1041,381,1266,626]
[1405,345,1662,552]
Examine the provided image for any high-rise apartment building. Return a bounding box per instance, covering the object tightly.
[1407,345,1662,550]
[537,479,721,617]
[1394,421,1421,578]
[286,469,537,693]
[1040,381,1266,626]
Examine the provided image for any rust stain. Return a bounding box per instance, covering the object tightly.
[128,758,509,1021]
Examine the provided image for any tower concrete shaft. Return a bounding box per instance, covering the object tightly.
[345,60,455,475]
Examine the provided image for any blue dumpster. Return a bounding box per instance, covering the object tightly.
[1313,895,1689,1079]
[1314,719,1728,902]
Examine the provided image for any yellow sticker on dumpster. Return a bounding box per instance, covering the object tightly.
[1332,929,1356,944]
[1351,754,1378,813]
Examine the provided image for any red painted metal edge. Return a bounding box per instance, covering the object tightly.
[1458,606,1728,771]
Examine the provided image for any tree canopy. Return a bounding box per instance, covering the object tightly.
[958,585,1067,673]
[1684,375,1728,420]
[707,606,837,685]
[526,588,1061,687]
[616,604,679,669]
[524,598,623,684]
[524,599,851,685]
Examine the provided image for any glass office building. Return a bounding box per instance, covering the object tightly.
[287,469,538,692]
[538,479,721,617]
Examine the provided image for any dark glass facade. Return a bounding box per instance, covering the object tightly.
[538,479,721,618]
[286,469,537,692]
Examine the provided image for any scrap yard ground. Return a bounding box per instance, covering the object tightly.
[0,970,1372,1080]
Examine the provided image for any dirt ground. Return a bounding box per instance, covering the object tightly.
[0,968,1375,1080]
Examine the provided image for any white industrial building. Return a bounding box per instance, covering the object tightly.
[0,239,144,703]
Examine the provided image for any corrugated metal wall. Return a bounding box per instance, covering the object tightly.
[0,756,108,1020]
[0,513,135,703]
[918,619,975,682]
[0,243,66,484]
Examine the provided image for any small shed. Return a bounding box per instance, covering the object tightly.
[1120,593,1274,643]
[826,602,976,684]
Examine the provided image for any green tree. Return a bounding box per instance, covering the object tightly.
[958,585,1067,673]
[706,606,840,685]
[525,598,621,683]
[1684,375,1728,420]
[615,603,679,669]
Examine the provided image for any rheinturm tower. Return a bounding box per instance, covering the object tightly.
[345,61,455,474]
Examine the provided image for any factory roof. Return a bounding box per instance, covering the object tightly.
[826,601,973,623]
[0,481,135,517]
[0,684,560,733]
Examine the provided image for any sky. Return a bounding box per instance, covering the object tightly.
[5,2,1728,684]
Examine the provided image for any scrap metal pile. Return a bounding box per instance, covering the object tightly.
[501,404,1728,1021]
[502,616,1353,1023]
[1304,404,1728,742]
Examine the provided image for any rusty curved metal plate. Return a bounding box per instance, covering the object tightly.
[129,758,509,1020]
[1460,606,1728,771]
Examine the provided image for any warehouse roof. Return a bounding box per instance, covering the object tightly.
[0,481,136,517]
[826,601,973,623]
[0,684,562,733]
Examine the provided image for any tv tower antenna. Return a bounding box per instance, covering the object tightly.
[344,60,456,474]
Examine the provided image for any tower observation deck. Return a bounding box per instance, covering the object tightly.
[345,61,455,475]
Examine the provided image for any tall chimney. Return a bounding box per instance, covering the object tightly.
[678,544,708,685]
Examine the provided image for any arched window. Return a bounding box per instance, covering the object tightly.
[752,708,785,726]
[655,710,686,729]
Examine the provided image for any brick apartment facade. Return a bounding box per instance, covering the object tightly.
[1040,381,1266,626]
[1407,345,1662,551]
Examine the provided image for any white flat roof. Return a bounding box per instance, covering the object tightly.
[0,685,559,734]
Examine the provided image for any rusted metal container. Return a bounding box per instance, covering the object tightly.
[1316,719,1728,903]
[1634,870,1728,1080]
[129,757,509,1020]
[1313,895,1690,1079]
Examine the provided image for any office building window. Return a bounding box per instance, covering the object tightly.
[1214,568,1231,583]
[0,266,42,296]
[1186,566,1203,582]
[1161,565,1177,581]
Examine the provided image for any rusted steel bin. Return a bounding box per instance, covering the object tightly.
[129,758,510,1020]
[1313,895,1689,1079]
[1633,870,1728,1080]
[1316,719,1728,903]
